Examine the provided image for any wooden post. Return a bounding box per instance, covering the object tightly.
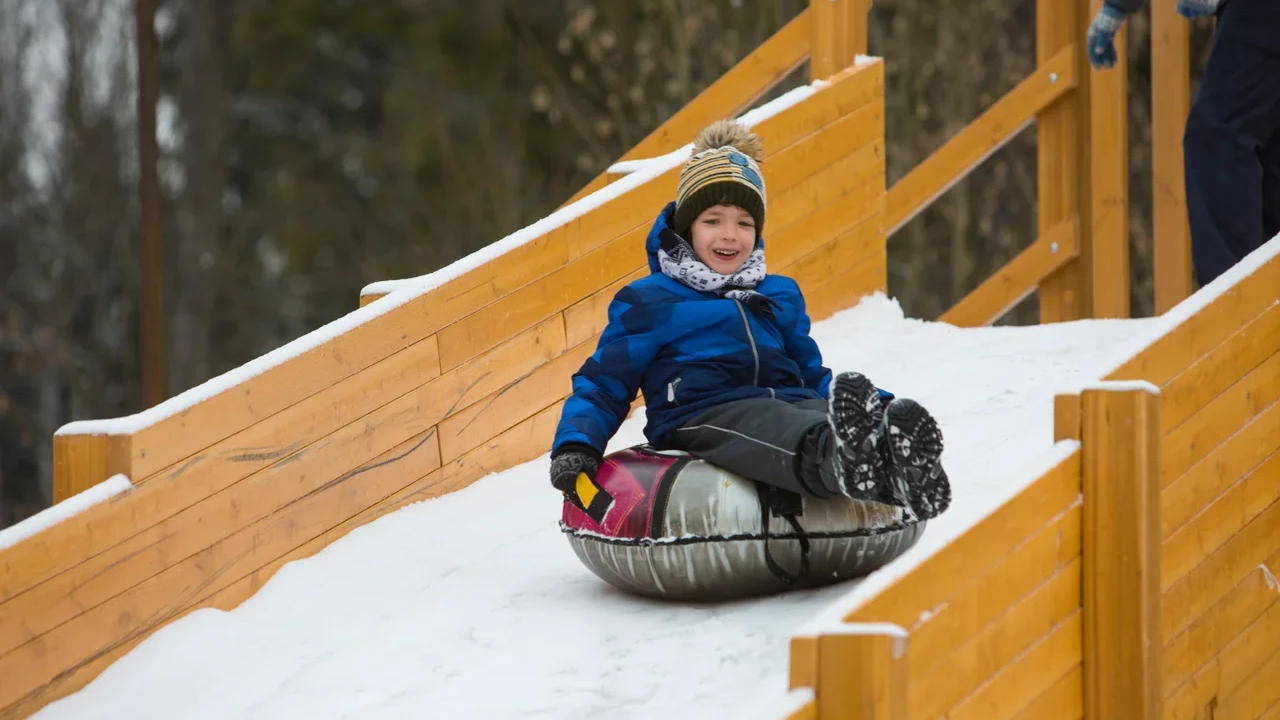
[52,434,110,502]
[1152,1,1193,313]
[816,624,907,720]
[1088,0,1129,318]
[790,635,819,690]
[842,0,870,58]
[1054,392,1082,441]
[1080,383,1162,720]
[1036,0,1092,323]
[810,0,839,81]
[810,0,867,81]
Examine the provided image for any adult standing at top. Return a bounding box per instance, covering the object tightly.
[1086,0,1280,285]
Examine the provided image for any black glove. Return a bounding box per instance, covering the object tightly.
[549,443,602,494]
[551,443,613,523]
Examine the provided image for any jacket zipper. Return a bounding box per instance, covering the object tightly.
[733,300,775,399]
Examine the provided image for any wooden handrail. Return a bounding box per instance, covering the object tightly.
[884,44,1078,237]
[561,10,811,208]
[940,217,1078,327]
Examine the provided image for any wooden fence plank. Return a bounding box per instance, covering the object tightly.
[1151,0,1193,314]
[438,339,595,462]
[1087,0,1131,319]
[1081,384,1162,720]
[1161,303,1280,435]
[563,269,646,349]
[1162,452,1280,590]
[802,247,886,322]
[784,212,882,293]
[848,449,1080,624]
[762,97,882,202]
[0,319,557,605]
[770,140,884,235]
[1162,352,1280,487]
[1162,500,1280,643]
[1164,422,1280,541]
[70,59,884,492]
[437,135,884,374]
[0,427,443,714]
[910,560,1081,720]
[1216,642,1280,720]
[939,218,1078,327]
[948,611,1083,720]
[817,626,908,720]
[907,507,1081,683]
[885,45,1078,237]
[1036,0,1092,324]
[1163,550,1280,705]
[1104,254,1280,385]
[1009,664,1084,720]
[51,434,114,503]
[209,401,566,614]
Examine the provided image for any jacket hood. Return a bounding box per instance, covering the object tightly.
[644,201,766,275]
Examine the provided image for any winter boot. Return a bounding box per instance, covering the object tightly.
[882,397,951,520]
[826,371,907,510]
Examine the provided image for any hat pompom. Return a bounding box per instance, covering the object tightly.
[693,120,763,162]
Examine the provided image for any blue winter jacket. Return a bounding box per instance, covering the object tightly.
[552,202,844,456]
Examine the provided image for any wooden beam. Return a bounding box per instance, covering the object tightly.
[1037,0,1092,323]
[790,635,819,689]
[817,625,908,720]
[842,0,870,58]
[810,0,841,81]
[939,218,1078,327]
[1054,392,1081,442]
[1088,1,1130,318]
[52,434,112,503]
[1081,383,1162,720]
[563,10,811,207]
[884,46,1078,236]
[1152,0,1193,313]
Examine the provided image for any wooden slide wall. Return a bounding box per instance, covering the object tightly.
[782,245,1280,720]
[0,62,889,720]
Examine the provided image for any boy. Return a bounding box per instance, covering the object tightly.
[549,120,950,522]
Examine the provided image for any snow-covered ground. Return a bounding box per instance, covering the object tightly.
[32,293,1167,720]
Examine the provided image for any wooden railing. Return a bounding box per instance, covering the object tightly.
[883,0,1195,327]
[560,9,812,208]
[774,237,1280,720]
[0,47,890,719]
[0,1,1232,718]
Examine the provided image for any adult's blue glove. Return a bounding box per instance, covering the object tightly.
[1176,0,1220,19]
[1086,3,1127,69]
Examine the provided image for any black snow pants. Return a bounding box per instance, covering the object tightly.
[662,397,839,499]
[1183,0,1280,285]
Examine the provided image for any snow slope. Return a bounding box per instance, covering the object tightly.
[32,294,1166,720]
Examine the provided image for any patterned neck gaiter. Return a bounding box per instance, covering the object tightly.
[656,228,779,320]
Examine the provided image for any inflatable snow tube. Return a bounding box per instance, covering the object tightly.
[560,445,925,600]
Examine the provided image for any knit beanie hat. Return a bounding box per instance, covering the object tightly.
[674,120,767,241]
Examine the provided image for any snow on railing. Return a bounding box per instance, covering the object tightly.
[360,76,832,300]
[0,474,132,550]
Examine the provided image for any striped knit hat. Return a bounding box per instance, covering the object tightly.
[674,120,767,241]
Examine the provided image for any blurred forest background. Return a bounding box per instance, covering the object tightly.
[0,0,1216,527]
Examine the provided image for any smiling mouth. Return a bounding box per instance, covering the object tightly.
[712,249,739,258]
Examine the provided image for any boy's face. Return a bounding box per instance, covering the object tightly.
[690,204,756,275]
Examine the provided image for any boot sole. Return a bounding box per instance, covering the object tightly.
[828,372,889,502]
[884,399,951,519]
